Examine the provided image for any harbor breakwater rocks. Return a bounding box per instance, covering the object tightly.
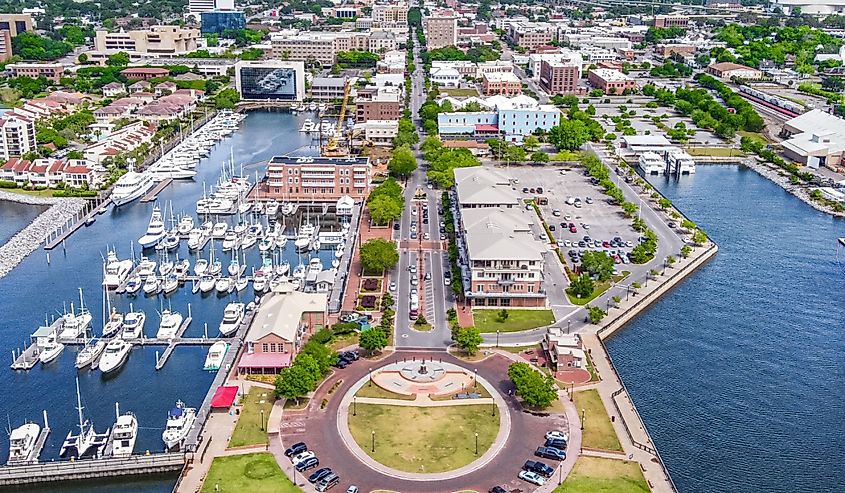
[743,158,845,218]
[0,190,86,280]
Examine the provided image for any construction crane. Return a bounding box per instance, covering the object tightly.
[323,79,352,157]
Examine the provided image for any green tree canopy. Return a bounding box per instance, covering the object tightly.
[453,326,483,355]
[360,238,399,274]
[507,362,558,409]
[580,251,615,281]
[388,144,417,178]
[359,327,389,353]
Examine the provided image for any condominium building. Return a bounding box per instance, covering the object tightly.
[372,2,409,27]
[0,13,34,62]
[588,68,637,94]
[311,77,347,100]
[270,30,396,66]
[539,59,581,95]
[423,12,458,49]
[91,26,201,63]
[8,63,64,82]
[507,22,557,49]
[356,86,401,123]
[0,114,37,160]
[453,167,548,308]
[481,72,521,96]
[257,155,371,202]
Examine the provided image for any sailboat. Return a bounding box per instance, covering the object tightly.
[76,299,106,370]
[59,378,109,459]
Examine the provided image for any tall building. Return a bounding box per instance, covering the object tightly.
[91,26,201,63]
[270,31,396,66]
[356,86,402,122]
[372,3,409,27]
[539,59,581,95]
[257,155,371,202]
[201,11,246,35]
[234,60,306,101]
[189,0,235,13]
[424,12,458,49]
[0,114,37,160]
[0,13,34,62]
[507,22,557,49]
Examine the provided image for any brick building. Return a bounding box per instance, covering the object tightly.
[587,68,637,94]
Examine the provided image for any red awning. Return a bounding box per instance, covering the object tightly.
[475,124,499,133]
[238,351,292,369]
[211,385,239,408]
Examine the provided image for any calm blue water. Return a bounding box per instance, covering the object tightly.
[607,165,845,493]
[0,110,321,492]
[0,200,47,245]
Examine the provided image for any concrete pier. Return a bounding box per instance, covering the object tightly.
[0,453,187,486]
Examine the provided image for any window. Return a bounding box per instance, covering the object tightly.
[261,343,269,352]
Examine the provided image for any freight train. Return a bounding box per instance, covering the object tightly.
[738,85,808,118]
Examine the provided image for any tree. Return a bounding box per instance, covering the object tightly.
[530,151,549,163]
[681,219,696,231]
[359,238,399,274]
[658,198,672,210]
[359,327,388,353]
[666,255,676,267]
[293,353,322,383]
[415,314,428,326]
[569,274,595,299]
[300,340,335,375]
[497,309,509,322]
[621,201,638,218]
[368,194,402,225]
[454,326,483,355]
[106,52,130,67]
[549,119,591,151]
[274,364,314,404]
[680,245,692,258]
[692,229,708,245]
[388,144,417,178]
[580,251,615,281]
[587,305,606,324]
[507,362,557,409]
[523,135,540,151]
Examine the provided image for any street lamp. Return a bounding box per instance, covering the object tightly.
[371,430,376,452]
[474,432,479,456]
[567,320,571,334]
[558,462,563,485]
[496,329,500,348]
[353,396,357,416]
[474,368,477,388]
[260,409,265,431]
[581,408,586,431]
[368,367,372,387]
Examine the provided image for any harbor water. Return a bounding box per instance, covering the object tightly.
[0,201,48,246]
[608,165,845,492]
[0,110,324,492]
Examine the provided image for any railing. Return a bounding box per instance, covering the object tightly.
[0,453,186,485]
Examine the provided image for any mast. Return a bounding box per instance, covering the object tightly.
[75,377,85,436]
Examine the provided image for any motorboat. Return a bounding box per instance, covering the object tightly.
[137,257,156,278]
[177,216,194,235]
[159,233,180,251]
[201,221,214,236]
[138,205,166,248]
[294,231,311,251]
[98,339,132,374]
[187,229,204,250]
[219,302,245,336]
[60,290,92,339]
[102,250,133,289]
[163,274,179,294]
[237,201,252,215]
[235,277,248,291]
[157,310,183,340]
[173,258,190,279]
[228,257,241,277]
[147,164,196,181]
[210,258,223,276]
[121,310,145,339]
[203,341,229,371]
[241,232,257,249]
[215,277,231,293]
[158,255,174,277]
[162,401,196,450]
[276,234,288,248]
[7,422,43,465]
[307,257,323,277]
[258,237,275,252]
[143,276,160,295]
[234,222,248,235]
[102,310,124,338]
[265,200,279,217]
[335,243,345,259]
[292,263,306,280]
[212,222,228,237]
[107,410,138,458]
[60,378,109,459]
[253,270,267,292]
[331,258,340,269]
[194,258,209,276]
[198,275,216,293]
[111,166,154,207]
[222,230,239,251]
[124,275,142,295]
[268,276,283,292]
[38,335,64,364]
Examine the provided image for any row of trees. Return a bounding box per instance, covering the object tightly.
[274,335,337,405]
[715,24,839,72]
[422,45,501,65]
[359,238,399,275]
[366,178,404,225]
[11,32,72,61]
[421,136,481,188]
[336,50,380,68]
[548,108,605,151]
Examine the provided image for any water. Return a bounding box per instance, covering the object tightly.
[0,200,48,245]
[607,165,845,493]
[0,110,322,492]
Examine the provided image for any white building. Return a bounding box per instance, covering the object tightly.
[357,119,399,147]
[430,66,461,87]
[772,0,845,14]
[0,114,36,160]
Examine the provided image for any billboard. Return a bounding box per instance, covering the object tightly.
[239,66,297,100]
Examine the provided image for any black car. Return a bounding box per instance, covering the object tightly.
[284,442,307,457]
[537,187,544,194]
[333,358,348,369]
[423,218,429,224]
[523,460,554,478]
[545,438,567,449]
[489,487,508,493]
[308,467,333,484]
[549,225,556,231]
[295,456,320,472]
[535,446,566,461]
[393,223,400,230]
[578,241,586,248]
[440,226,446,234]
[342,350,360,361]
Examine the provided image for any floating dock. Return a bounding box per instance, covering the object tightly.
[140,178,173,203]
[43,198,109,251]
[0,453,186,486]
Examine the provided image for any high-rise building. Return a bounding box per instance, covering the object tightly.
[539,58,581,95]
[423,12,458,49]
[0,13,34,62]
[189,0,235,13]
[372,3,409,27]
[201,11,246,35]
[234,60,306,101]
[0,114,37,160]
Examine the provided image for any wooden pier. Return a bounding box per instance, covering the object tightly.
[155,315,193,370]
[43,197,110,251]
[0,453,186,486]
[140,178,173,203]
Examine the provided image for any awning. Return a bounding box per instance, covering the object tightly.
[211,386,239,409]
[238,351,292,370]
[475,124,499,133]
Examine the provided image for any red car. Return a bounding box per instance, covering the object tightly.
[569,226,577,233]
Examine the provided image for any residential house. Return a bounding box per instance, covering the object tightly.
[102,82,126,98]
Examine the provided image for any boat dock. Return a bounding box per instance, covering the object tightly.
[155,314,193,370]
[140,178,173,203]
[10,318,64,370]
[0,452,187,486]
[43,197,110,251]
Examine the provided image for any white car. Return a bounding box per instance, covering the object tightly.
[346,487,359,493]
[409,265,417,273]
[518,470,546,486]
[545,430,569,442]
[389,281,397,292]
[292,451,316,464]
[563,240,572,247]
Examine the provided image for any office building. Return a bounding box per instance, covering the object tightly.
[655,44,697,58]
[311,77,347,100]
[0,114,37,160]
[539,59,581,95]
[481,72,521,96]
[372,3,409,26]
[653,14,690,28]
[234,60,306,101]
[588,68,637,94]
[8,63,64,82]
[437,95,560,143]
[356,86,401,123]
[0,13,34,37]
[201,10,246,35]
[189,0,235,13]
[358,120,399,146]
[507,22,557,49]
[91,26,201,63]
[270,30,396,66]
[256,155,371,202]
[423,12,458,49]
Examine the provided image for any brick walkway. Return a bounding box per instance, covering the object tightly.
[338,208,393,319]
[456,300,474,327]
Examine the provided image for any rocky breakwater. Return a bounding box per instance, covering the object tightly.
[744,157,845,218]
[0,190,86,279]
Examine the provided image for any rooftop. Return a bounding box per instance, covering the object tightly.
[247,291,328,344]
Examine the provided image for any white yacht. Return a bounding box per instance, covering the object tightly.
[107,409,138,458]
[335,243,345,259]
[162,401,197,450]
[39,334,64,364]
[237,201,252,214]
[124,275,142,295]
[177,215,194,235]
[219,302,245,336]
[253,270,267,292]
[102,250,133,289]
[212,222,228,237]
[173,258,190,279]
[60,378,109,459]
[198,274,216,293]
[228,257,241,277]
[163,274,179,294]
[210,258,223,276]
[203,341,229,371]
[265,200,279,217]
[137,257,156,278]
[187,229,205,250]
[102,310,124,338]
[138,205,166,248]
[98,339,133,374]
[194,258,209,276]
[111,166,154,207]
[76,339,106,369]
[158,254,174,277]
[60,290,92,339]
[221,230,238,251]
[258,237,275,252]
[276,261,290,277]
[121,310,145,339]
[235,277,248,292]
[241,232,257,249]
[639,152,665,175]
[143,276,160,295]
[7,421,43,465]
[157,310,183,340]
[667,148,697,174]
[215,277,231,293]
[307,257,323,277]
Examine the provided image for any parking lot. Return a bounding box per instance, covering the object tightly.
[507,166,640,270]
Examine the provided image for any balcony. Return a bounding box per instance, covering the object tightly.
[497,278,514,285]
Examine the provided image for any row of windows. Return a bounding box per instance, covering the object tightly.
[261,343,287,353]
[476,284,534,293]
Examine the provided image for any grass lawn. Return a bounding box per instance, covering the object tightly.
[550,150,583,162]
[474,309,555,333]
[566,272,629,306]
[441,88,479,97]
[737,130,769,145]
[348,403,499,473]
[329,332,359,351]
[201,453,301,493]
[552,456,649,493]
[686,147,745,158]
[1,188,56,198]
[585,352,599,382]
[230,388,276,448]
[430,383,492,401]
[412,322,433,331]
[572,389,623,452]
[355,384,416,401]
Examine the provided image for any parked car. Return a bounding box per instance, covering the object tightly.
[292,451,315,464]
[552,209,561,216]
[535,447,566,461]
[284,442,307,458]
[545,430,569,442]
[523,460,554,478]
[518,470,546,486]
[545,438,568,449]
[549,225,556,231]
[341,350,360,361]
[489,487,508,493]
[424,272,431,280]
[333,358,348,369]
[444,276,451,286]
[393,223,400,230]
[537,186,544,194]
[296,456,319,472]
[585,197,593,204]
[315,473,340,491]
[389,281,397,292]
[308,468,333,484]
[346,487,359,493]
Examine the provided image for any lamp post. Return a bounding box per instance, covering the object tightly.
[260,409,265,431]
[473,368,477,388]
[368,367,372,387]
[371,430,376,452]
[474,432,478,456]
[496,329,500,348]
[581,408,586,431]
[353,396,357,416]
[558,462,563,485]
[570,382,573,402]
[567,320,571,334]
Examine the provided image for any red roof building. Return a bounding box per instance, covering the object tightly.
[121,67,171,80]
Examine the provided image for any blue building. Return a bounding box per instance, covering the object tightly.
[201,10,246,35]
[437,95,561,143]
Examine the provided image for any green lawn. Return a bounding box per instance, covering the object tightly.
[1,187,56,198]
[737,130,769,145]
[329,332,359,351]
[553,456,649,493]
[229,388,275,448]
[348,403,499,473]
[473,309,555,333]
[441,88,479,97]
[686,147,745,158]
[355,383,416,400]
[550,150,583,162]
[572,389,623,452]
[201,453,301,493]
[566,272,629,306]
